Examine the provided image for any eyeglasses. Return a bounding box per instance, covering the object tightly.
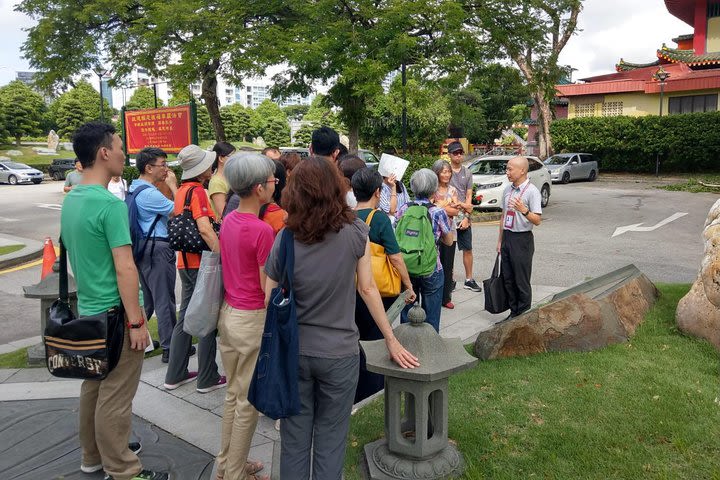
[450,151,464,156]
[263,178,279,185]
[149,163,168,168]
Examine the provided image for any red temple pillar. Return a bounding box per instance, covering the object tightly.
[694,0,708,54]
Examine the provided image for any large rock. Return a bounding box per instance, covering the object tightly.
[474,265,658,360]
[676,198,720,350]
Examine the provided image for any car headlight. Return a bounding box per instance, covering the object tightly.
[477,182,503,190]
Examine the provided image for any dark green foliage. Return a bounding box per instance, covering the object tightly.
[125,86,164,110]
[262,117,291,148]
[293,122,316,147]
[56,97,87,138]
[51,80,113,137]
[550,112,720,172]
[0,81,46,145]
[220,103,251,142]
[196,105,214,141]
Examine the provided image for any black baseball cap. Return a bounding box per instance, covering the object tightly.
[447,141,463,154]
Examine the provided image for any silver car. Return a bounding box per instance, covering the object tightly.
[466,155,551,210]
[0,161,44,185]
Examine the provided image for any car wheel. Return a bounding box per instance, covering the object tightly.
[52,171,61,181]
[32,179,42,184]
[588,170,597,182]
[561,172,570,184]
[541,184,550,208]
[8,175,17,185]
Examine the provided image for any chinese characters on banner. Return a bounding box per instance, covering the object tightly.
[124,105,193,154]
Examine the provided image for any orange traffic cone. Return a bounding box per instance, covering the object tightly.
[41,237,57,280]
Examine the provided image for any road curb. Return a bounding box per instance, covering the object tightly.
[0,235,45,271]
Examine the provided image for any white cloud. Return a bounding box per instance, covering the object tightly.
[0,0,34,85]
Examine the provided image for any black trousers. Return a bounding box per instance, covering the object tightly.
[438,241,456,304]
[500,230,534,316]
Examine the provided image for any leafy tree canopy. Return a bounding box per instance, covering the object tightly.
[0,80,46,145]
[125,86,164,110]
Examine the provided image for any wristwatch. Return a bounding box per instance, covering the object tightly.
[127,317,145,329]
[522,209,530,217]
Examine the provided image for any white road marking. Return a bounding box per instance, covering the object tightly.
[0,216,18,222]
[35,203,62,211]
[612,212,688,238]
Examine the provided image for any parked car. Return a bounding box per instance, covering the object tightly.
[467,155,551,210]
[279,147,310,158]
[544,153,598,183]
[0,161,44,185]
[48,158,76,181]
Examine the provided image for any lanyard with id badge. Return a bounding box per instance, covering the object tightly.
[503,182,530,230]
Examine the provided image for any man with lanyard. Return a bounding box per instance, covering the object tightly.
[446,141,482,293]
[497,156,542,321]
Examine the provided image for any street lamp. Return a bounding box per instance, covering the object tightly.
[93,65,109,121]
[653,66,670,176]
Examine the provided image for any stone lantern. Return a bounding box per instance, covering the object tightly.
[22,259,77,366]
[360,305,478,480]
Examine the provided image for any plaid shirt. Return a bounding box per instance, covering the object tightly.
[396,198,452,272]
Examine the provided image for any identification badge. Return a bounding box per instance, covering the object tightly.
[504,210,516,229]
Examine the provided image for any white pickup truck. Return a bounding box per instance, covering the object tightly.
[544,153,599,184]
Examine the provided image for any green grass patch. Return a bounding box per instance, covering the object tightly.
[0,146,71,166]
[0,244,24,256]
[659,175,720,193]
[344,284,720,479]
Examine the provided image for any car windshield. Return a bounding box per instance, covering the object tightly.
[545,155,570,165]
[6,162,30,169]
[468,159,508,175]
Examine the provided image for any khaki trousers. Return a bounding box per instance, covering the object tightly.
[79,326,144,480]
[215,303,265,480]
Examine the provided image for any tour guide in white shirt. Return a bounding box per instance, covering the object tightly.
[496,156,542,322]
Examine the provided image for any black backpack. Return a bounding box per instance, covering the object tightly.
[125,184,161,263]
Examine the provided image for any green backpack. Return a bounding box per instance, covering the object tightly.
[395,203,437,277]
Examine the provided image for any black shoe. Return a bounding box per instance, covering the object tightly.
[105,469,168,480]
[161,349,169,363]
[189,345,196,357]
[464,279,482,292]
[129,441,142,455]
[451,280,457,292]
[152,340,160,350]
[498,313,515,323]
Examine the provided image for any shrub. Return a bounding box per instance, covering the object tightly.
[550,112,720,173]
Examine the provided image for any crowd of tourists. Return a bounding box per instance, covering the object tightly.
[60,122,541,480]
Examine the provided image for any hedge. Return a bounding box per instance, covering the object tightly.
[550,112,720,173]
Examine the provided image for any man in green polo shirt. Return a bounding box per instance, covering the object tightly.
[62,122,168,480]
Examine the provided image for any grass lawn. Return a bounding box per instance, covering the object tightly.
[344,284,720,479]
[659,174,720,193]
[0,145,72,166]
[0,244,24,256]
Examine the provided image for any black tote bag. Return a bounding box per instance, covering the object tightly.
[483,253,509,314]
[44,239,124,380]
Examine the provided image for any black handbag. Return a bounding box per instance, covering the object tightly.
[44,239,124,380]
[248,229,300,419]
[483,253,509,314]
[168,186,220,253]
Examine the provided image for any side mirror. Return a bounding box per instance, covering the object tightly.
[570,160,578,165]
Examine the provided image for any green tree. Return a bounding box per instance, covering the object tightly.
[303,95,343,132]
[464,0,582,158]
[220,103,251,142]
[262,117,291,148]
[361,76,451,154]
[0,80,46,146]
[196,105,214,141]
[273,0,466,152]
[56,97,88,138]
[125,86,164,110]
[17,0,289,141]
[293,122,316,147]
[282,104,309,121]
[49,80,112,133]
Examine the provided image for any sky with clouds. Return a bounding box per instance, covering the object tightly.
[0,0,690,88]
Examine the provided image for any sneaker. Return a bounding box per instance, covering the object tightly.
[104,469,168,480]
[197,375,227,393]
[464,279,482,292]
[443,302,455,309]
[81,443,142,473]
[164,371,198,390]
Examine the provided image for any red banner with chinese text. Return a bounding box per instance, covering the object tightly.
[124,105,192,154]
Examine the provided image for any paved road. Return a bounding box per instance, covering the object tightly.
[0,178,717,345]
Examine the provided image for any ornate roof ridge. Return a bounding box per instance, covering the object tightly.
[615,58,661,72]
[657,44,720,66]
[671,33,694,43]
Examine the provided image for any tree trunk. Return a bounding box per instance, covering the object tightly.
[534,92,553,159]
[15,135,21,147]
[348,121,359,153]
[200,60,226,142]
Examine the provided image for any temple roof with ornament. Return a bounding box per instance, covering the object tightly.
[657,44,720,66]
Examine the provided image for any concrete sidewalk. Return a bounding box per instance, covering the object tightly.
[0,233,44,270]
[0,283,563,479]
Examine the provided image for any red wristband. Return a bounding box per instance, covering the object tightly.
[127,317,145,329]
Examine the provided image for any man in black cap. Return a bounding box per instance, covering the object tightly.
[447,141,482,293]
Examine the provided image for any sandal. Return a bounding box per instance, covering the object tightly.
[246,460,264,475]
